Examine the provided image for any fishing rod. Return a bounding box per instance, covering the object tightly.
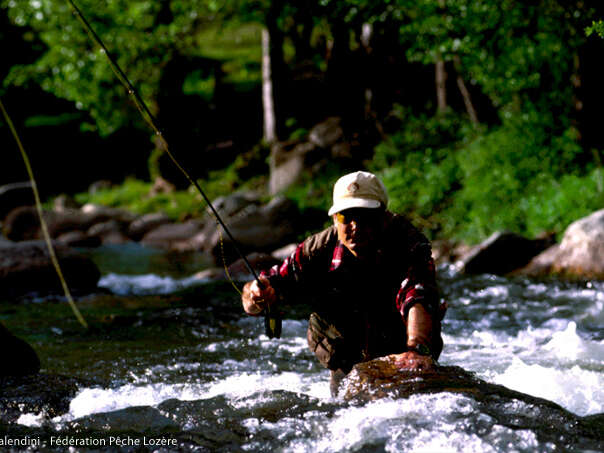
[0,98,88,329]
[66,0,281,338]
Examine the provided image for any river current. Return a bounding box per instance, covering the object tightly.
[7,245,604,452]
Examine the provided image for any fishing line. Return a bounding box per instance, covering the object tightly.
[0,98,88,329]
[66,0,280,338]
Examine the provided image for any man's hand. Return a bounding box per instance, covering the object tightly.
[242,276,277,316]
[390,351,435,371]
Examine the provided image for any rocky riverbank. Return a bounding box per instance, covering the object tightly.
[3,179,604,298]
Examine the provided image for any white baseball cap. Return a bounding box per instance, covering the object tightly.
[328,171,388,216]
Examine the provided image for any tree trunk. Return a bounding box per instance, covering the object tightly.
[453,55,478,124]
[435,0,447,114]
[435,58,447,113]
[262,28,277,144]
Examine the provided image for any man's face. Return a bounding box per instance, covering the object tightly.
[333,207,385,257]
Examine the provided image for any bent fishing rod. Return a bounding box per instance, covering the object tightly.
[66,0,281,338]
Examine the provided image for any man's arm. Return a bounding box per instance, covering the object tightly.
[392,221,444,369]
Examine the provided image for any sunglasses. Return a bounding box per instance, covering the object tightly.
[335,208,383,225]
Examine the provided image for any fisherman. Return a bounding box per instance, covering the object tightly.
[242,171,445,395]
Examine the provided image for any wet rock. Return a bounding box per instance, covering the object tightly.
[211,192,260,218]
[342,356,604,451]
[141,220,205,250]
[87,219,131,245]
[56,230,102,248]
[68,405,179,433]
[3,205,133,242]
[208,196,299,263]
[81,203,137,224]
[0,182,34,221]
[0,240,100,297]
[458,231,554,275]
[226,252,281,280]
[0,373,83,423]
[127,212,172,241]
[0,322,40,377]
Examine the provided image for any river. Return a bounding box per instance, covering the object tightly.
[2,244,603,452]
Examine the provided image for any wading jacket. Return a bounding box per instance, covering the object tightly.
[262,212,445,372]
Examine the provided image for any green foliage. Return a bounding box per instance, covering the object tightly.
[371,106,594,243]
[586,20,604,38]
[75,178,206,220]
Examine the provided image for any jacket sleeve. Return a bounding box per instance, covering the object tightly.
[260,227,336,300]
[394,224,441,320]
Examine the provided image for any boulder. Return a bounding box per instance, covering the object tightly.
[2,206,41,241]
[339,355,604,451]
[81,203,137,224]
[141,219,205,250]
[0,322,40,377]
[211,192,261,219]
[513,244,561,277]
[0,182,34,221]
[550,209,604,279]
[457,231,554,275]
[207,196,299,264]
[55,231,102,248]
[0,240,100,297]
[87,219,131,245]
[269,141,319,195]
[127,212,172,241]
[3,205,134,242]
[308,117,344,149]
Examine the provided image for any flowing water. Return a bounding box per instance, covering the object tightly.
[2,244,603,452]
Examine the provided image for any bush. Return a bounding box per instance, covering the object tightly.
[370,106,592,243]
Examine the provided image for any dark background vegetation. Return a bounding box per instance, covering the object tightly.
[1,0,604,243]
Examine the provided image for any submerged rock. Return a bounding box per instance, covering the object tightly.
[0,240,100,297]
[0,374,83,423]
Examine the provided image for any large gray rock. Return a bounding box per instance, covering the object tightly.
[340,356,604,451]
[141,219,205,250]
[457,231,554,275]
[207,196,299,264]
[520,209,604,279]
[552,209,604,278]
[0,240,100,297]
[127,212,172,241]
[3,205,134,242]
[269,141,319,195]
